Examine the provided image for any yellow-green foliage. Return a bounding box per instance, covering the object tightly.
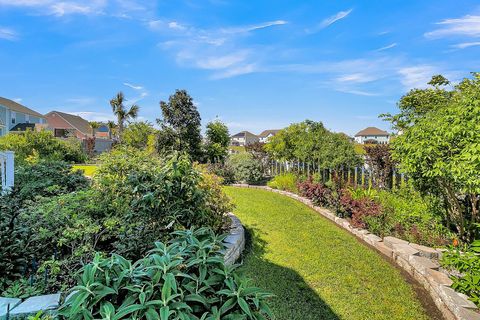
[267,173,298,193]
[72,164,98,177]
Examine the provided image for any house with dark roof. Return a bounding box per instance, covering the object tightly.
[45,111,93,139]
[354,127,390,144]
[0,97,47,136]
[258,129,280,143]
[230,131,259,146]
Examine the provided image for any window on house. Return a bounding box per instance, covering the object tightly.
[11,112,16,124]
[25,114,30,123]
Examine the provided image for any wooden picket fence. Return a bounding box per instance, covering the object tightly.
[267,160,407,189]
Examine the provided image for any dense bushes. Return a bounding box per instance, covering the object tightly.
[0,130,87,165]
[59,228,273,320]
[227,153,263,184]
[0,161,90,291]
[295,176,452,247]
[1,148,233,295]
[267,173,297,193]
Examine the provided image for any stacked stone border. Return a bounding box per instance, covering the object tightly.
[231,184,480,320]
[0,213,245,319]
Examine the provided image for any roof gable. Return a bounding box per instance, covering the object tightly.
[258,129,280,137]
[47,111,92,135]
[355,127,389,137]
[0,97,45,118]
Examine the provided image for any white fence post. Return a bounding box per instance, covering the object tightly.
[1,151,14,193]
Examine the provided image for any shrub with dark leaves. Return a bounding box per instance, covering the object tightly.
[297,179,334,208]
[339,191,383,228]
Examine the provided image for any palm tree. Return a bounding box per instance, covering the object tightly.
[107,120,117,140]
[110,92,139,142]
[89,121,100,137]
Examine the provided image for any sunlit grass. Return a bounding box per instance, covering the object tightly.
[224,186,431,320]
[72,164,98,177]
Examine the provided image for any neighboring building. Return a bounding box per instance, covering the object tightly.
[0,97,46,136]
[258,129,280,143]
[45,111,93,139]
[230,131,259,146]
[354,127,390,144]
[95,123,111,139]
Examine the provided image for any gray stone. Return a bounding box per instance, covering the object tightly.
[408,255,440,275]
[390,243,419,258]
[456,307,480,320]
[438,285,478,310]
[10,293,61,316]
[0,297,21,317]
[384,236,409,249]
[427,269,453,287]
[374,242,394,258]
[363,234,382,246]
[410,243,440,259]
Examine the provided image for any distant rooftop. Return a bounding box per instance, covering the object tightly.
[0,97,45,118]
[258,129,280,137]
[355,127,389,137]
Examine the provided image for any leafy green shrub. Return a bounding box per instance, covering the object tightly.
[94,149,230,258]
[227,153,263,184]
[59,228,273,320]
[441,241,480,306]
[0,161,90,289]
[203,162,236,185]
[267,173,298,193]
[0,130,87,165]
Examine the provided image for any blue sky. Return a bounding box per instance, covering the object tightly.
[1,1,480,135]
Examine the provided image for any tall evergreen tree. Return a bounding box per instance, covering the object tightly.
[157,90,203,160]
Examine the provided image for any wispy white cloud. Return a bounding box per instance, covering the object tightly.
[397,65,438,89]
[0,0,114,17]
[335,88,379,96]
[376,42,397,51]
[123,82,148,103]
[425,15,480,39]
[0,27,17,41]
[149,18,287,79]
[335,73,378,83]
[123,82,144,90]
[72,111,115,122]
[306,9,353,33]
[450,41,480,49]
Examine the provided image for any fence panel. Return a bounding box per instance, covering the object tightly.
[0,151,14,193]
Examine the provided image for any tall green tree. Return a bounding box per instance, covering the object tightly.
[205,120,230,163]
[156,90,203,160]
[386,73,480,241]
[110,92,139,142]
[107,120,117,140]
[122,121,157,150]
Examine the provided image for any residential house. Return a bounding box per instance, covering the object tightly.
[354,127,390,144]
[230,131,259,146]
[95,123,111,139]
[45,111,93,139]
[258,129,280,143]
[0,97,46,136]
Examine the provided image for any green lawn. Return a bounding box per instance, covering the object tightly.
[72,164,98,177]
[224,187,432,320]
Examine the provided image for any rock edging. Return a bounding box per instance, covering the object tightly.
[0,213,246,319]
[231,184,479,320]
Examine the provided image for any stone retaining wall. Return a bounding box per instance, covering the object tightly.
[0,213,246,319]
[231,184,480,320]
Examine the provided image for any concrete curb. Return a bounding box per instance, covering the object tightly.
[231,184,480,320]
[224,212,246,266]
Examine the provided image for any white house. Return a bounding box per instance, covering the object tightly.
[354,127,390,144]
[0,97,46,136]
[258,129,280,143]
[230,131,259,146]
